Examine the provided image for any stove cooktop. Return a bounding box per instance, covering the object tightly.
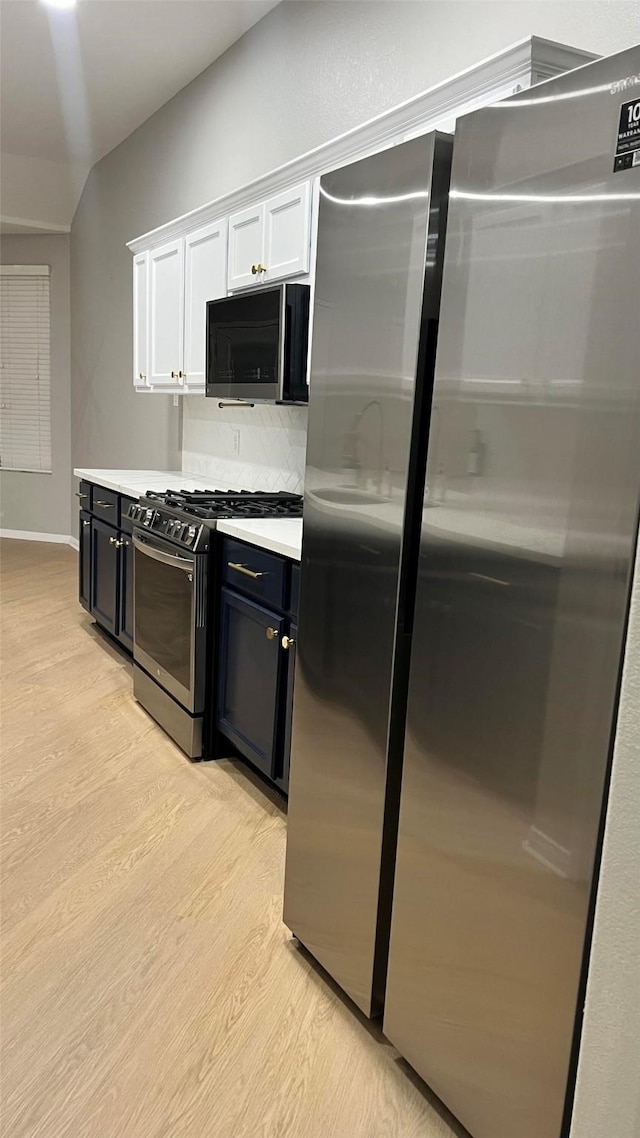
[145,488,304,519]
[128,488,303,551]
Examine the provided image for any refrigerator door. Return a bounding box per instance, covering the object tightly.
[283,134,452,1015]
[384,47,640,1138]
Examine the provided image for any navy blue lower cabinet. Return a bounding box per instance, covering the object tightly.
[90,518,120,637]
[118,534,133,651]
[277,621,298,794]
[217,587,286,780]
[79,511,92,611]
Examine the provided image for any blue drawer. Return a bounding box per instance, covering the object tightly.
[222,538,287,611]
[91,486,119,523]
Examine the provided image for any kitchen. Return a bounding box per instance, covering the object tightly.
[1,5,639,1138]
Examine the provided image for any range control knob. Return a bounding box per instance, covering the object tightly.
[186,525,198,545]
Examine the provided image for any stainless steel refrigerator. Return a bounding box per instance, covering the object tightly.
[384,46,640,1138]
[283,133,453,1015]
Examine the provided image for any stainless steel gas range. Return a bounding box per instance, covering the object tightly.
[128,489,303,758]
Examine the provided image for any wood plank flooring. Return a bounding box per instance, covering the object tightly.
[0,539,465,1138]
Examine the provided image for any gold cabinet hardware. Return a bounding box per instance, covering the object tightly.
[227,562,265,580]
[251,264,267,275]
[95,500,114,508]
[75,491,88,499]
[109,536,118,545]
[81,519,90,527]
[171,370,178,379]
[281,635,296,650]
[138,372,146,380]
[266,626,279,641]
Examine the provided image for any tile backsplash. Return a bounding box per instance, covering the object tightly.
[181,398,308,493]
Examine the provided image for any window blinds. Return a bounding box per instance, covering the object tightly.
[0,265,52,473]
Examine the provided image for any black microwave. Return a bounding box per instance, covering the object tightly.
[206,283,309,403]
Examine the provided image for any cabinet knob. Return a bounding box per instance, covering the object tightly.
[251,264,267,275]
[171,370,178,379]
[266,626,279,641]
[139,372,146,380]
[282,635,296,650]
[82,519,90,527]
[109,536,118,545]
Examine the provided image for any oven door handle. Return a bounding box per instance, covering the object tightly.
[133,533,195,573]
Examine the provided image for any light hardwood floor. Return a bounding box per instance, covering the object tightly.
[0,539,465,1138]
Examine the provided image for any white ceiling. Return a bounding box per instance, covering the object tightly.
[0,0,278,232]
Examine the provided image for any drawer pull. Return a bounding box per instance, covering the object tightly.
[227,561,265,580]
[75,491,88,499]
[95,500,114,508]
[82,519,90,527]
[282,635,296,650]
[266,627,279,641]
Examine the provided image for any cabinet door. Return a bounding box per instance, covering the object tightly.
[184,219,228,392]
[227,202,265,291]
[217,588,285,779]
[90,518,120,637]
[265,181,311,282]
[278,620,297,793]
[118,534,133,652]
[79,511,91,612]
[133,251,149,389]
[149,239,185,386]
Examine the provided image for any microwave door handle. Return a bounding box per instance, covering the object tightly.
[133,534,194,572]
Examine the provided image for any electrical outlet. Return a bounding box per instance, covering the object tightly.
[232,429,240,456]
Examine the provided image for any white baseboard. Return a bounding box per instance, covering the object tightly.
[0,528,75,546]
[68,537,79,551]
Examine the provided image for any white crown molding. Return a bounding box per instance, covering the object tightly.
[0,215,70,235]
[128,36,596,254]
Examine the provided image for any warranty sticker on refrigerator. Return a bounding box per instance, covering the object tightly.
[614,96,640,171]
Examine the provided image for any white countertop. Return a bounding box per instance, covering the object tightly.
[74,468,232,498]
[74,468,303,560]
[216,519,303,561]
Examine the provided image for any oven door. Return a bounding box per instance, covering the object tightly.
[133,532,206,714]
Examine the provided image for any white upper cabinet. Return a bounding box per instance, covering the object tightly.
[264,182,311,282]
[149,239,185,386]
[132,251,149,389]
[184,219,228,391]
[228,202,265,291]
[227,180,311,291]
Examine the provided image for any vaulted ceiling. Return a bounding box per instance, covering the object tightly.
[0,0,278,233]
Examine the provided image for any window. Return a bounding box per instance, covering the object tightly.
[0,265,52,473]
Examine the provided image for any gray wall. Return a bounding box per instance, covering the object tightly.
[70,0,640,490]
[1,234,71,536]
[569,529,640,1138]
